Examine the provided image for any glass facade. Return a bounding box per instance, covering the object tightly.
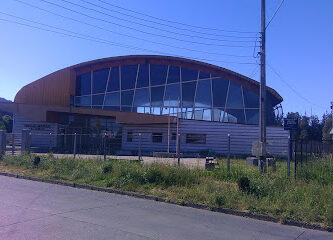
[74,64,272,125]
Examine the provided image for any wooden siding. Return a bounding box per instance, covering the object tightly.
[14,68,75,107]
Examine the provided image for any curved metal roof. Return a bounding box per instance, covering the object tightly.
[70,55,282,104]
[15,55,282,107]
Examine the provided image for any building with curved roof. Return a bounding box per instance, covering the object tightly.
[14,55,282,125]
[1,55,287,156]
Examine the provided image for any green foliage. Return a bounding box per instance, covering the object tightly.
[0,115,12,133]
[297,156,333,185]
[102,162,113,173]
[1,155,332,226]
[214,194,226,207]
[33,156,41,167]
[322,117,332,141]
[285,112,331,141]
[0,121,5,131]
[177,199,185,206]
[238,177,250,192]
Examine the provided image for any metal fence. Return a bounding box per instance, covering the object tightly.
[291,140,333,179]
[11,132,289,157]
[0,130,332,177]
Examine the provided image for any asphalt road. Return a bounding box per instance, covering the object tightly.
[0,176,331,240]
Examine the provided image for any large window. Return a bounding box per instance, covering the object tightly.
[93,68,109,94]
[137,64,149,88]
[181,67,198,82]
[104,92,120,106]
[182,81,196,108]
[167,66,180,84]
[212,78,228,108]
[74,63,277,125]
[76,73,91,96]
[150,64,167,86]
[107,67,120,92]
[121,65,137,90]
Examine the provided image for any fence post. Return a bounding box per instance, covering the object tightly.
[227,133,231,172]
[49,132,52,153]
[138,133,142,161]
[304,142,307,162]
[11,133,15,156]
[177,133,180,166]
[103,133,107,161]
[287,134,291,178]
[21,129,31,154]
[300,140,303,166]
[0,130,6,157]
[73,133,77,158]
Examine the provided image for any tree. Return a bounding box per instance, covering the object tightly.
[298,115,310,140]
[0,120,5,131]
[322,117,332,141]
[285,112,324,141]
[0,115,12,133]
[309,115,322,141]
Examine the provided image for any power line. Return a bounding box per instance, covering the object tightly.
[266,0,285,29]
[249,65,260,78]
[0,17,257,65]
[95,0,258,34]
[35,0,255,48]
[7,2,253,58]
[58,0,257,42]
[267,63,326,110]
[79,0,258,40]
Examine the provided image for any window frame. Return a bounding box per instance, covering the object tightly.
[152,132,163,143]
[186,134,206,144]
[127,130,133,142]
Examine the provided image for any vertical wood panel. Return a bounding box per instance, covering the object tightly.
[14,68,73,107]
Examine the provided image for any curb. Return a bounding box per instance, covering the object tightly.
[0,171,331,233]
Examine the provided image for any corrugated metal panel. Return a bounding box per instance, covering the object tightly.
[13,114,58,148]
[122,119,289,156]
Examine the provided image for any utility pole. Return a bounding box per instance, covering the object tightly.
[259,0,267,173]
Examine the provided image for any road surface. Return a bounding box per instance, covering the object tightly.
[0,175,331,240]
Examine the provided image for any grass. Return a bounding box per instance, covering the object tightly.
[0,153,332,227]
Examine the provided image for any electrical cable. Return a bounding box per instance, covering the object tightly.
[77,0,258,40]
[267,63,326,109]
[36,0,255,48]
[266,0,285,29]
[95,0,258,34]
[0,17,257,65]
[3,3,254,58]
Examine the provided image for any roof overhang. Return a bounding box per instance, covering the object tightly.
[0,102,176,125]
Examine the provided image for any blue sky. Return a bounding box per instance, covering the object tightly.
[0,0,332,117]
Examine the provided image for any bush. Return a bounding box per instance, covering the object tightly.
[1,155,332,226]
[143,166,163,184]
[102,162,113,174]
[238,177,250,193]
[33,156,41,167]
[214,194,226,207]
